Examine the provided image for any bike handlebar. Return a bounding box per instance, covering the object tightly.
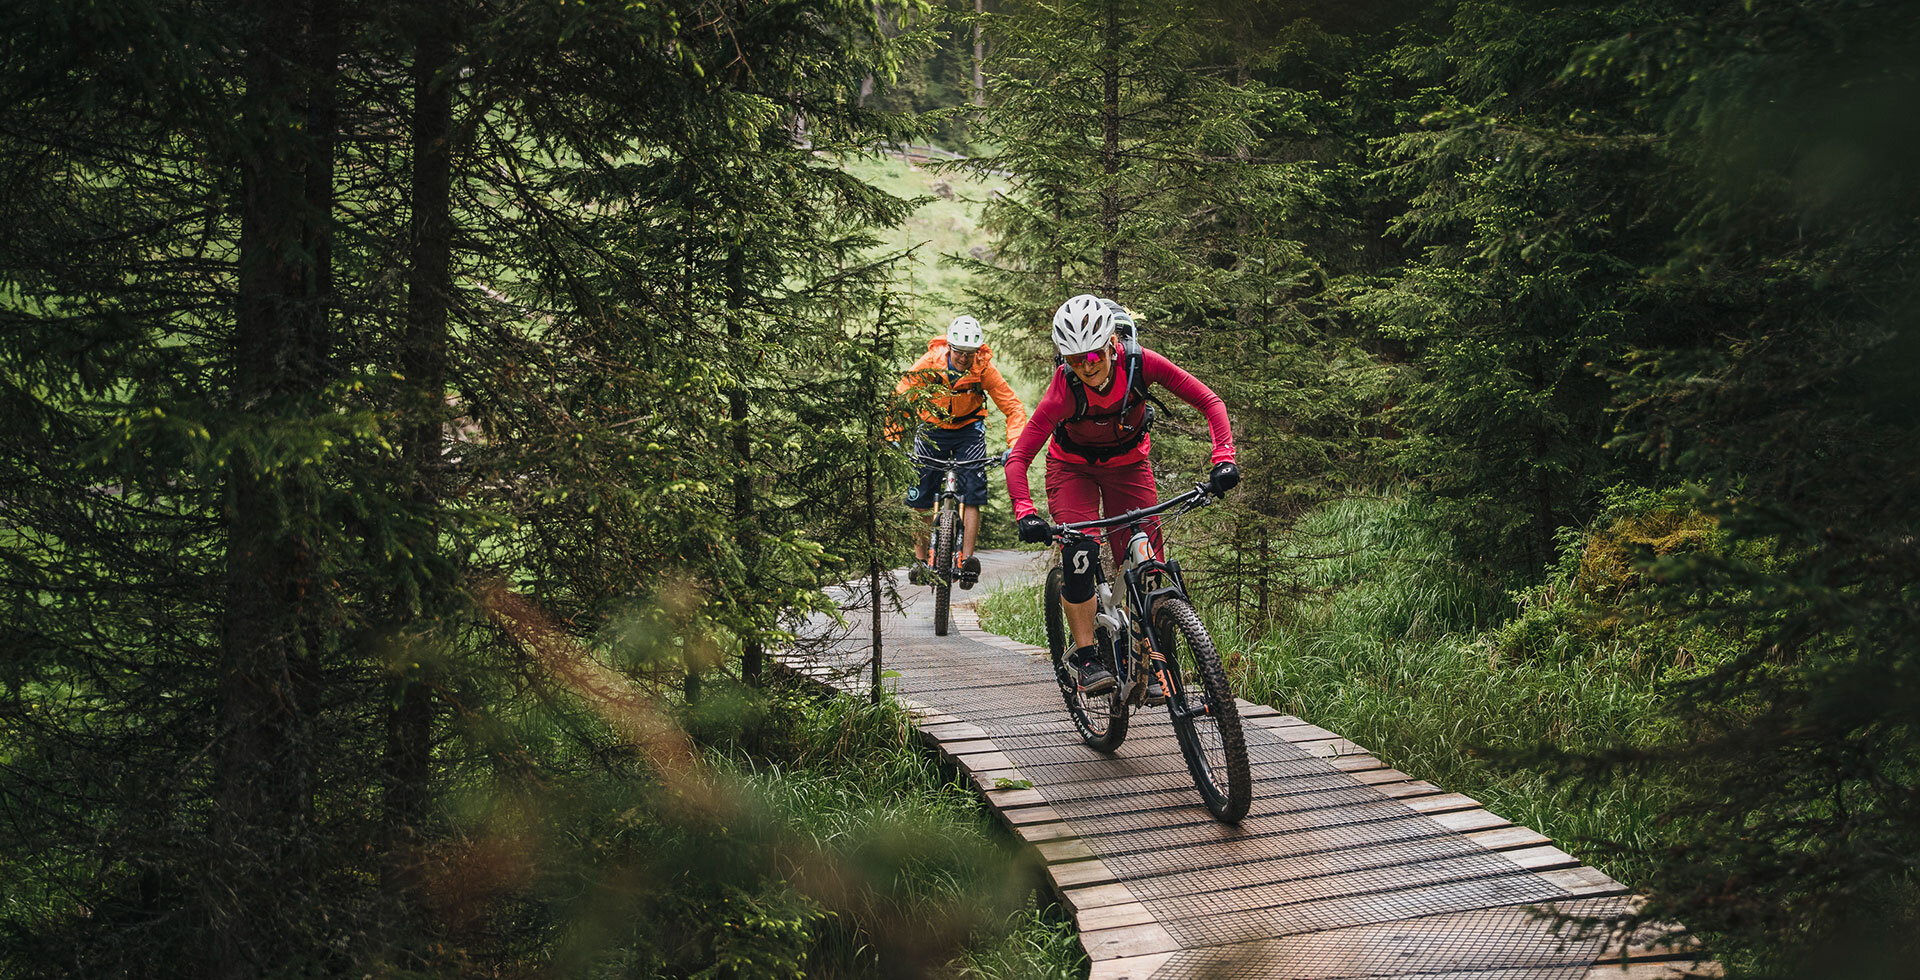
[1050,483,1211,540]
[909,449,1007,468]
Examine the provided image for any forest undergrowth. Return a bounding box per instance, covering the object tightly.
[558,681,1084,979]
[690,683,1082,980]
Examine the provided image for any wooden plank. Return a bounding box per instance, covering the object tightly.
[983,787,1047,809]
[1245,713,1309,730]
[1419,966,1713,980]
[1273,722,1340,742]
[968,769,1031,794]
[1074,902,1156,932]
[917,721,988,741]
[952,751,1014,774]
[1079,922,1180,960]
[1012,821,1077,844]
[999,804,1063,826]
[1060,882,1138,912]
[1331,754,1387,772]
[934,737,1002,756]
[1298,737,1369,758]
[1581,962,1721,979]
[1086,952,1176,980]
[1501,844,1582,871]
[1351,767,1417,785]
[1540,865,1629,897]
[1594,942,1709,967]
[1403,793,1483,815]
[1466,825,1554,851]
[1037,838,1097,864]
[1049,858,1119,889]
[1375,780,1445,799]
[1430,808,1513,834]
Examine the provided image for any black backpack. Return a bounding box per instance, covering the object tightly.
[1055,335,1170,462]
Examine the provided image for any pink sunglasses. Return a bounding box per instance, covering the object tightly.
[1075,348,1109,366]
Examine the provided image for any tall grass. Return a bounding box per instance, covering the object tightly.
[977,496,1676,887]
[701,685,1084,980]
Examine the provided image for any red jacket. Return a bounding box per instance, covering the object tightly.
[1006,345,1234,519]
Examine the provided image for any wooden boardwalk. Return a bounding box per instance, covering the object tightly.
[786,550,1714,979]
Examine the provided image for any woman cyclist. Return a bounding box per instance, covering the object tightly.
[1006,295,1239,693]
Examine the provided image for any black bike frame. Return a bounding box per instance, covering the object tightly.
[1052,484,1212,707]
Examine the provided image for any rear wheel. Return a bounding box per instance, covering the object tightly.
[1046,565,1127,751]
[932,504,956,635]
[1155,598,1250,822]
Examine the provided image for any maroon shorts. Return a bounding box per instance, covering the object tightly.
[1043,455,1164,566]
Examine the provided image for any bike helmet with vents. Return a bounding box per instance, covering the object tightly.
[1050,294,1113,356]
[946,315,984,351]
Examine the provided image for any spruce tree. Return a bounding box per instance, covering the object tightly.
[1353,0,1668,575]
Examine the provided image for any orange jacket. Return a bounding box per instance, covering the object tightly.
[892,337,1028,444]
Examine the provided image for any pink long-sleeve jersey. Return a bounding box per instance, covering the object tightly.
[1006,346,1235,519]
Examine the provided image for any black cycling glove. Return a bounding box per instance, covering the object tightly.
[1208,461,1241,496]
[1016,514,1052,544]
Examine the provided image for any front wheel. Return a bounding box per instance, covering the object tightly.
[1046,565,1127,751]
[932,504,956,635]
[1154,598,1250,823]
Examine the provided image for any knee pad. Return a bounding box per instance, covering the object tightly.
[1060,537,1099,603]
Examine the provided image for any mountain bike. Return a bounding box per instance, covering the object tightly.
[911,448,1006,637]
[1041,483,1252,822]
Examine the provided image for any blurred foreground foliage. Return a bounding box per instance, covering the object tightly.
[425,675,1055,980]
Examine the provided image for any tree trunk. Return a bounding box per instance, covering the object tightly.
[972,0,986,108]
[681,235,704,703]
[1100,0,1120,297]
[388,3,455,859]
[1532,422,1553,571]
[212,0,334,972]
[728,245,763,685]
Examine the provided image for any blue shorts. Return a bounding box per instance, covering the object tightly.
[906,424,989,510]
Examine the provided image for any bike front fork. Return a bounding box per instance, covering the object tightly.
[1102,609,1170,706]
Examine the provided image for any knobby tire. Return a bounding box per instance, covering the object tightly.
[1155,598,1251,823]
[932,504,956,636]
[1046,565,1126,751]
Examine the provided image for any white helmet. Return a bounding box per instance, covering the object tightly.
[1051,294,1113,356]
[946,315,984,351]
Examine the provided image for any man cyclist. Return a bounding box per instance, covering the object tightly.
[1006,295,1239,693]
[894,315,1029,589]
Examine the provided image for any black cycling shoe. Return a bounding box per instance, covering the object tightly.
[908,561,932,586]
[959,555,981,589]
[1070,645,1116,695]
